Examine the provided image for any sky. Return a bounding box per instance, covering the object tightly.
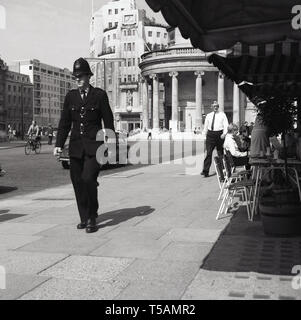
[0,0,165,70]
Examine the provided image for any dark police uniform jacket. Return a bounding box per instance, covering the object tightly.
[56,85,115,158]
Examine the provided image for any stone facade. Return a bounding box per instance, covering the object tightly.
[90,0,168,132]
[139,29,249,132]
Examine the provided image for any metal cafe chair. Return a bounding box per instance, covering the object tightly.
[213,156,226,200]
[216,154,255,221]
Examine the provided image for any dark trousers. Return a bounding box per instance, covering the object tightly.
[203,130,224,174]
[232,156,251,170]
[70,155,101,223]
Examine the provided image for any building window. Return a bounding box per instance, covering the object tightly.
[132,58,135,66]
[128,75,132,82]
[108,9,112,15]
[124,30,127,36]
[164,33,167,38]
[113,34,116,39]
[127,43,132,51]
[128,29,131,36]
[29,66,32,70]
[115,22,118,27]
[157,32,160,37]
[127,59,131,67]
[124,43,127,51]
[115,9,118,14]
[148,31,152,37]
[108,35,110,41]
[109,22,112,28]
[132,43,135,51]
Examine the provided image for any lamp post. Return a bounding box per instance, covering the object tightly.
[20,83,33,141]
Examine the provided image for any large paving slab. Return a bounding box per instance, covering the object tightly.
[35,223,119,239]
[0,251,68,275]
[0,234,42,250]
[115,259,200,286]
[19,278,128,300]
[15,234,110,255]
[0,274,50,300]
[159,228,223,243]
[0,222,56,235]
[115,279,188,300]
[157,242,213,263]
[90,237,171,259]
[39,255,135,282]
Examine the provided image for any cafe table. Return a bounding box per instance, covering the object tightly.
[249,157,301,218]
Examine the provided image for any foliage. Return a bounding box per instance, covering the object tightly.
[254,96,298,137]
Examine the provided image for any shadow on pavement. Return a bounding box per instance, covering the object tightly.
[0,186,18,195]
[200,206,301,276]
[96,206,155,229]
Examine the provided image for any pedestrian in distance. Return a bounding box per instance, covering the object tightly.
[48,124,54,145]
[53,58,115,234]
[201,101,229,177]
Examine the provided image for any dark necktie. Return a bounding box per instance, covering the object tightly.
[81,90,87,103]
[211,112,216,131]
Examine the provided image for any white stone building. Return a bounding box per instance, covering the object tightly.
[90,0,169,132]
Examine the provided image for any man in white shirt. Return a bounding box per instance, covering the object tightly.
[201,101,229,177]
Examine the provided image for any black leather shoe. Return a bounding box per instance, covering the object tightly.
[77,222,87,230]
[86,218,98,233]
[201,171,209,177]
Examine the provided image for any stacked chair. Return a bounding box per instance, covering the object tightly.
[215,152,255,221]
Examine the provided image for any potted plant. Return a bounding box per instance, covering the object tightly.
[255,96,301,236]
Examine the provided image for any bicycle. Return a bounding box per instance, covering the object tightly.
[25,136,42,155]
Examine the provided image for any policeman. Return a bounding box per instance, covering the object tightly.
[54,58,115,233]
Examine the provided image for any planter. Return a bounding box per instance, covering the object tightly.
[259,201,301,236]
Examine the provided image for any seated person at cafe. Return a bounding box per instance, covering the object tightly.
[224,124,251,170]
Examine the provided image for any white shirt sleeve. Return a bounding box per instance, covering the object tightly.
[223,113,229,136]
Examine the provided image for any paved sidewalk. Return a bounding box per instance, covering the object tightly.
[0,155,300,300]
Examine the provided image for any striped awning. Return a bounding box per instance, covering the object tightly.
[208,52,301,100]
[146,0,301,52]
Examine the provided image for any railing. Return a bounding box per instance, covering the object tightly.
[141,47,228,61]
[141,47,207,61]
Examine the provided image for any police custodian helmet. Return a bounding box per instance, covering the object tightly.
[72,58,93,78]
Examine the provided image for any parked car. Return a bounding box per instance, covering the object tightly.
[0,163,6,177]
[59,132,130,170]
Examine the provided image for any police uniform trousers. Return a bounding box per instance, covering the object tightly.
[70,154,101,223]
[203,130,224,174]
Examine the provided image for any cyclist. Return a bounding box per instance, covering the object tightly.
[27,121,40,146]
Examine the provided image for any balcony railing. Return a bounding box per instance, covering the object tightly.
[141,47,227,61]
